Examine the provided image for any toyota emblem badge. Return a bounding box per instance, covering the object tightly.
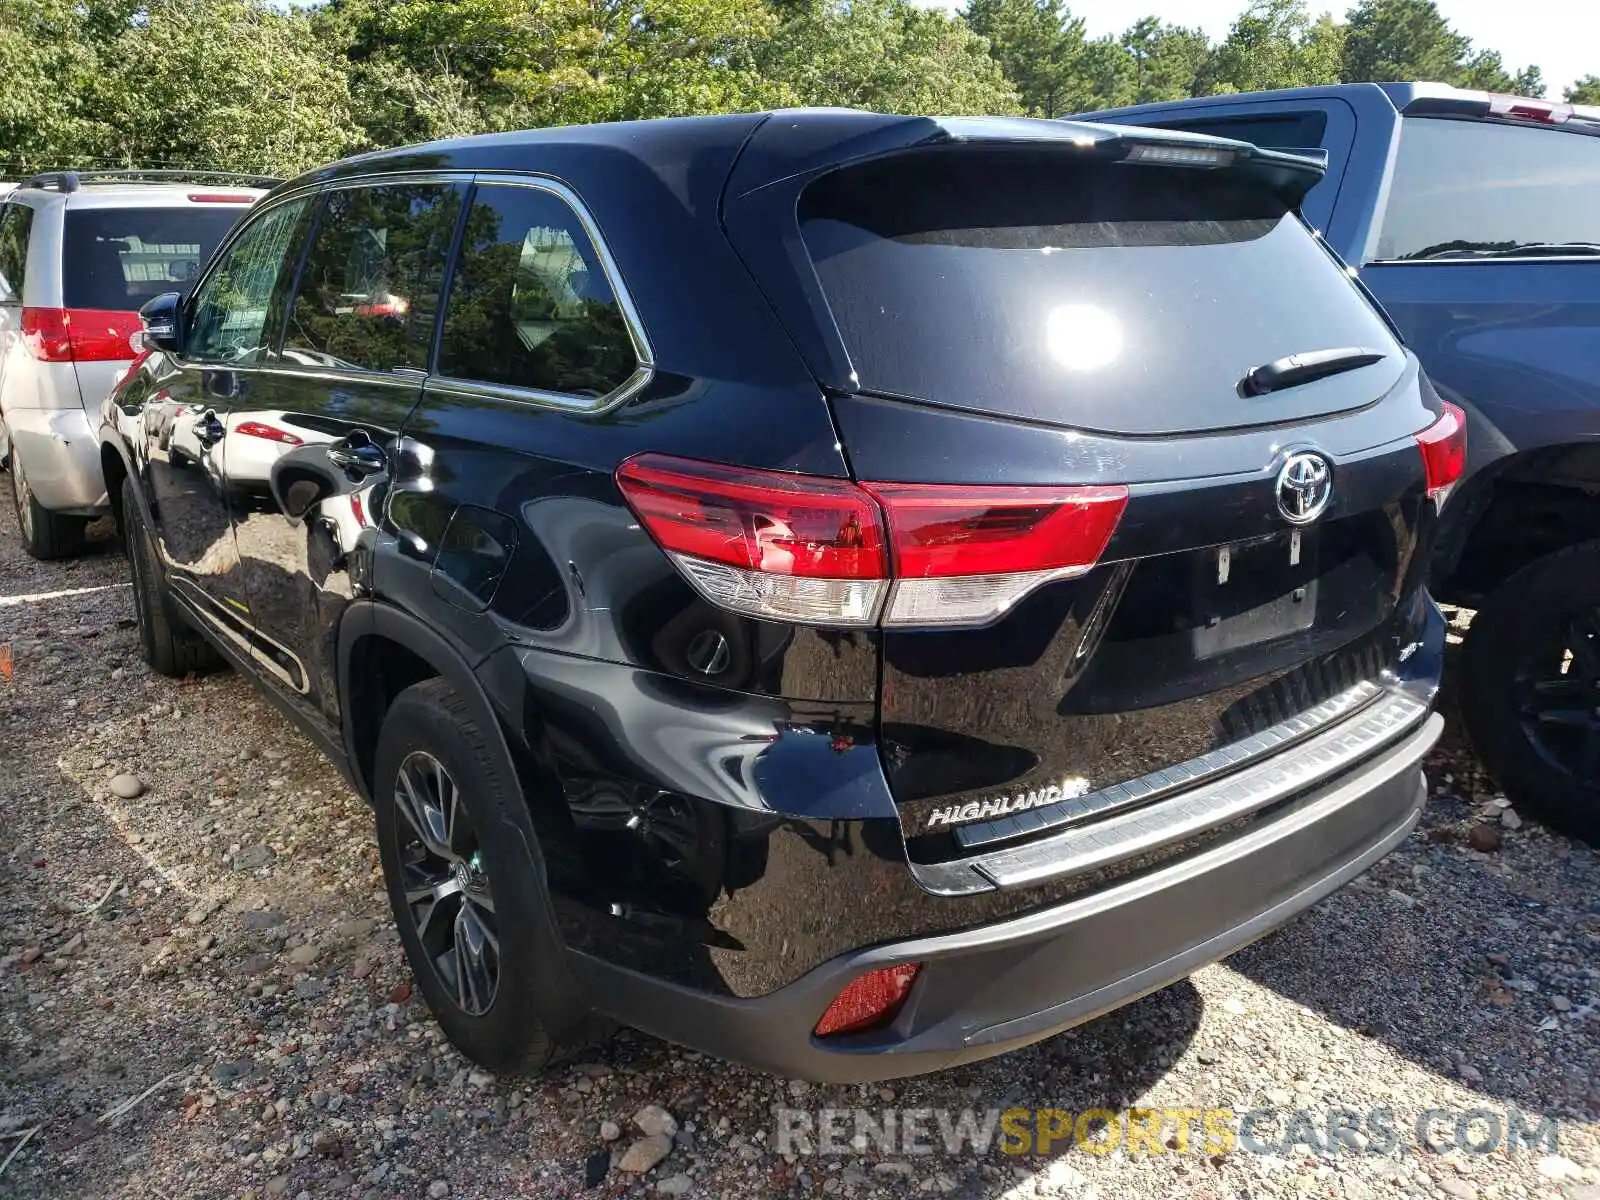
[1276,451,1333,525]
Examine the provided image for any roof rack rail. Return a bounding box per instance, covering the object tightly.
[18,169,283,193]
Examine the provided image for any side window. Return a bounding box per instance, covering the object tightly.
[438,184,639,400]
[1163,111,1328,150]
[1376,118,1600,261]
[281,182,462,373]
[187,198,312,363]
[0,203,35,301]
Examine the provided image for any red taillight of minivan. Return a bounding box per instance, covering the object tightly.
[615,453,1128,628]
[21,307,143,363]
[1415,402,1467,505]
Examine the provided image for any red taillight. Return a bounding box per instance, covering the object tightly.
[21,307,142,363]
[1416,402,1467,505]
[236,420,303,446]
[814,963,922,1038]
[615,454,889,626]
[20,307,73,361]
[188,192,255,203]
[615,454,1129,628]
[863,482,1129,626]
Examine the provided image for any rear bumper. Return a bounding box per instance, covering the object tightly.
[572,711,1439,1082]
[4,406,107,513]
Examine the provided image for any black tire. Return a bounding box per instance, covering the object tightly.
[7,447,89,559]
[121,476,222,677]
[1461,540,1600,844]
[374,678,603,1074]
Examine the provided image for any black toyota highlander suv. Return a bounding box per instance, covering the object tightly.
[100,110,1456,1081]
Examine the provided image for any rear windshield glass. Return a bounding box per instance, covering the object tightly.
[64,206,244,310]
[799,151,1400,430]
[1377,118,1600,261]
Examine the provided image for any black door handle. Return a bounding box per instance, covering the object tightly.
[327,432,387,476]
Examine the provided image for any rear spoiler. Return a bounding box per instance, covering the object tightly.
[726,109,1329,207]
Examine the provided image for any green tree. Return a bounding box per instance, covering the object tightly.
[1340,0,1467,83]
[1209,0,1342,94]
[1458,50,1544,97]
[320,0,789,139]
[763,0,1018,115]
[0,0,110,173]
[1568,74,1600,104]
[1,0,356,176]
[962,0,1134,115]
[101,0,358,175]
[1121,16,1211,102]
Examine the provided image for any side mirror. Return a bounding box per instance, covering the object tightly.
[137,292,184,355]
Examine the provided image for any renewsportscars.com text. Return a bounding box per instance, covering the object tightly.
[772,1105,1561,1158]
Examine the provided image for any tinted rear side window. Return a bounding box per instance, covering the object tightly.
[438,183,638,400]
[282,182,462,373]
[63,206,243,310]
[799,151,1399,434]
[1377,118,1600,261]
[0,203,34,298]
[1162,111,1328,149]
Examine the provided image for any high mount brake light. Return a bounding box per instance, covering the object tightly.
[614,454,1129,629]
[1487,95,1573,124]
[21,307,142,363]
[1416,402,1467,506]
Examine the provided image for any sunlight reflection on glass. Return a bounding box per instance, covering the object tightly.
[1045,304,1123,371]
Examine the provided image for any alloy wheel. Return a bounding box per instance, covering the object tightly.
[392,751,500,1015]
[1516,610,1600,784]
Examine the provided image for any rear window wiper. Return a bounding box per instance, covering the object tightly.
[1241,347,1387,397]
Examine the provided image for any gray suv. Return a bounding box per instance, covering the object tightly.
[0,171,269,557]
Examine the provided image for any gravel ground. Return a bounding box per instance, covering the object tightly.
[1,506,1597,1200]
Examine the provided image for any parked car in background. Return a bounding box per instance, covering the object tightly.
[1077,83,1600,844]
[105,111,1455,1080]
[0,170,272,558]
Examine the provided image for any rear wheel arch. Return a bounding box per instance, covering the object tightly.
[1435,445,1600,605]
[337,605,567,834]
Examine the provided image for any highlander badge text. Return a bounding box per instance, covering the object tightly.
[925,777,1092,829]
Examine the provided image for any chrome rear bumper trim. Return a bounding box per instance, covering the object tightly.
[913,685,1430,896]
[953,679,1386,852]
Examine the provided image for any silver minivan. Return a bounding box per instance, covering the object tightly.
[0,171,268,557]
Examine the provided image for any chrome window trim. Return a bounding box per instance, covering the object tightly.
[913,686,1431,897]
[433,173,655,415]
[424,365,655,415]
